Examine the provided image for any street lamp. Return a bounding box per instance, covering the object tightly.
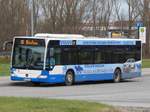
[31,0,34,36]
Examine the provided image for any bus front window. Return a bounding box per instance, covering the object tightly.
[12,39,45,70]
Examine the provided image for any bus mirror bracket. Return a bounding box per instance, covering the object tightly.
[49,57,55,70]
[3,41,13,51]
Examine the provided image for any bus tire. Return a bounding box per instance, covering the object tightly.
[113,68,121,83]
[65,71,74,86]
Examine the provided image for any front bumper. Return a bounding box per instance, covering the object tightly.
[11,74,65,83]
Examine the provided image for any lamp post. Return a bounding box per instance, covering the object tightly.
[31,0,34,36]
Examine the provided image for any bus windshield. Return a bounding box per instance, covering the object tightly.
[12,39,45,70]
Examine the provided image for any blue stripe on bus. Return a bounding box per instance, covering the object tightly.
[11,71,141,83]
[77,40,136,45]
[11,76,25,81]
[11,73,114,83]
[75,73,113,81]
[59,40,137,46]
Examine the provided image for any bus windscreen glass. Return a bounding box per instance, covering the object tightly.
[12,39,45,70]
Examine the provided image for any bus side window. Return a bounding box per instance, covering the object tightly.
[94,47,102,64]
[54,48,61,65]
[78,47,94,64]
[62,47,77,65]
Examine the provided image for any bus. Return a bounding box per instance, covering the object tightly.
[11,34,142,85]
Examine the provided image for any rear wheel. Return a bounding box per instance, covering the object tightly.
[65,71,74,86]
[113,69,121,83]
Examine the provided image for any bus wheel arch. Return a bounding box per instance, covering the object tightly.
[65,69,75,86]
[113,67,122,83]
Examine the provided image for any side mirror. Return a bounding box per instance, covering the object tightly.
[46,48,55,70]
[49,57,55,70]
[3,41,13,51]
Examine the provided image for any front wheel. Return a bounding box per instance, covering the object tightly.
[65,71,74,86]
[113,69,121,83]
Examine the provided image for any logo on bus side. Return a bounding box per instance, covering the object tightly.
[75,66,83,74]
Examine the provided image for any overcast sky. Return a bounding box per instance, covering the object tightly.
[120,0,128,19]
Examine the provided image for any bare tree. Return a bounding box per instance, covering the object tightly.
[140,0,150,57]
[32,0,41,33]
[0,0,30,50]
[113,0,127,35]
[85,0,115,36]
[41,0,64,33]
[40,0,89,34]
[63,0,84,33]
[125,0,141,37]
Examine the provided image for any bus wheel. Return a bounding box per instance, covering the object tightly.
[65,71,74,86]
[113,69,121,83]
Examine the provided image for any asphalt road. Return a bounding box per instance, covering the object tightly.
[0,68,150,107]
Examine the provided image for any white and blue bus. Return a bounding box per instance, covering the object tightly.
[11,34,142,85]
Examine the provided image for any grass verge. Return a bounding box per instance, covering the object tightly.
[0,97,117,112]
[0,57,10,76]
[142,59,150,68]
[0,63,10,76]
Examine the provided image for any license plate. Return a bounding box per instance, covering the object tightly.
[24,78,31,81]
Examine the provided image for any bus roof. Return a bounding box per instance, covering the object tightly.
[14,33,141,41]
[34,33,85,39]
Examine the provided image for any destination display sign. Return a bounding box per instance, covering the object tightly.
[15,38,45,46]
